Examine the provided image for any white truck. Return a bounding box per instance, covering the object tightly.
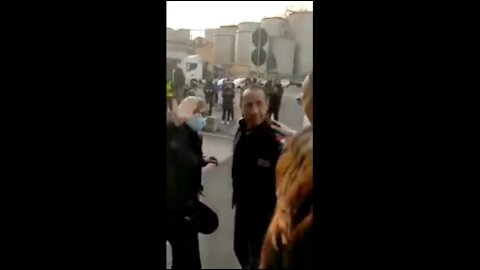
[167,55,203,86]
[167,54,227,96]
[183,55,204,86]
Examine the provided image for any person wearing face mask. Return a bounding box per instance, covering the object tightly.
[166,96,219,269]
[259,71,313,269]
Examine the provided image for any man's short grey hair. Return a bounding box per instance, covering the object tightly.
[242,84,269,101]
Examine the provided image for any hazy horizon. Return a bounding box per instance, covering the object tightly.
[167,1,313,38]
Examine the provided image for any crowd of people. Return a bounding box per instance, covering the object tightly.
[167,65,286,126]
[166,68,313,269]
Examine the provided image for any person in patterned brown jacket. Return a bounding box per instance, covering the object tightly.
[259,71,313,269]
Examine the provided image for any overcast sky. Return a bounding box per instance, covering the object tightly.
[167,1,313,37]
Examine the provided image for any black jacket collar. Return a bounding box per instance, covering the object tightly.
[238,118,271,135]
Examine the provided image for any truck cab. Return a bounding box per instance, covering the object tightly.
[184,55,203,86]
[167,55,222,88]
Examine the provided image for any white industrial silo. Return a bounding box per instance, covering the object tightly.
[214,25,237,65]
[270,37,296,76]
[238,22,260,32]
[286,11,313,77]
[261,17,287,38]
[235,30,255,65]
[204,28,218,43]
[168,28,191,41]
[177,29,191,41]
[217,25,238,36]
[213,34,235,65]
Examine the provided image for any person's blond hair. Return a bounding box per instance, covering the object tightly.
[265,125,313,250]
[172,96,207,126]
[259,72,313,269]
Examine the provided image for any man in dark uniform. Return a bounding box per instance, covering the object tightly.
[231,85,291,269]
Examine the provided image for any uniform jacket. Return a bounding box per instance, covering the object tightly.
[231,119,291,211]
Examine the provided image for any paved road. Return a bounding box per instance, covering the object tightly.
[201,133,234,163]
[198,157,240,269]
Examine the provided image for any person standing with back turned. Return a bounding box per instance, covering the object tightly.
[171,60,185,104]
[222,82,235,124]
[203,78,214,116]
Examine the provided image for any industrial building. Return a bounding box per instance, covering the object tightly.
[167,9,312,80]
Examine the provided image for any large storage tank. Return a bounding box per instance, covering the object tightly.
[204,28,217,43]
[217,25,238,36]
[286,11,313,76]
[270,37,296,76]
[167,28,191,41]
[261,17,287,38]
[238,22,260,32]
[215,25,237,63]
[213,34,234,65]
[235,30,255,65]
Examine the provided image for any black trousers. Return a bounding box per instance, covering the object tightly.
[166,218,201,269]
[173,87,183,104]
[222,108,234,121]
[234,206,268,269]
[206,98,213,116]
[269,106,280,121]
